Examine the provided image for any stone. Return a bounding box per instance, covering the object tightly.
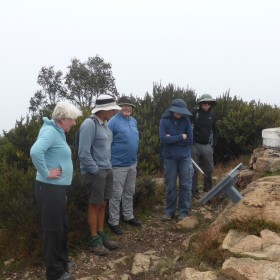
[131,253,150,275]
[222,257,280,280]
[178,267,218,280]
[237,169,255,189]
[175,216,199,230]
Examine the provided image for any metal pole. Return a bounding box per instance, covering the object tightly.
[191,158,207,177]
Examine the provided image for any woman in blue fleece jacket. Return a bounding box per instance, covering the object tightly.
[30,101,81,280]
[159,99,193,221]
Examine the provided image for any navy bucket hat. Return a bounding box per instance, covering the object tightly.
[168,99,192,116]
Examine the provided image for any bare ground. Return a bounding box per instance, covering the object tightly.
[1,196,226,280]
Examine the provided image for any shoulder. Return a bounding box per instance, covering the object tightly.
[180,117,191,125]
[208,111,216,120]
[39,123,58,138]
[80,117,97,131]
[159,117,169,125]
[191,108,199,115]
[108,114,119,129]
[130,116,137,124]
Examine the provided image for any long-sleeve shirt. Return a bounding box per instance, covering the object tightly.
[78,115,112,175]
[30,117,73,185]
[108,112,139,167]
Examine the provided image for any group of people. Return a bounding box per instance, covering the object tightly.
[30,93,217,280]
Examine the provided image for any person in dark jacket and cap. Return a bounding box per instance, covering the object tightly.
[191,94,217,198]
[159,99,193,221]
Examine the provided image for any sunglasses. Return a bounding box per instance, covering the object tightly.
[201,102,211,105]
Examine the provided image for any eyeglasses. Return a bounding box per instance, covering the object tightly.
[201,102,210,105]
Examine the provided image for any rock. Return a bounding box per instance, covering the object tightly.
[198,207,214,220]
[222,257,280,280]
[254,156,280,172]
[120,274,129,280]
[131,253,150,275]
[178,267,218,280]
[249,147,280,172]
[175,216,199,230]
[208,175,280,237]
[222,228,280,262]
[4,258,14,266]
[237,169,255,189]
[261,229,280,247]
[249,147,273,167]
[222,229,265,258]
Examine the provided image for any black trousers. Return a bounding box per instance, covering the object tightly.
[35,181,69,280]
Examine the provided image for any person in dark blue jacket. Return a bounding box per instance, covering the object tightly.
[159,99,193,221]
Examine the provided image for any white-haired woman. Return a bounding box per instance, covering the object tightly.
[30,101,82,280]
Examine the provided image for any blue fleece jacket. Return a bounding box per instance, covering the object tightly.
[30,117,73,185]
[108,112,139,167]
[159,110,193,159]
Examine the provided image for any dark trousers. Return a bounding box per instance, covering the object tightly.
[35,181,69,280]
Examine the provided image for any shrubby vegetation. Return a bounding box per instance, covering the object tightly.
[1,54,280,266]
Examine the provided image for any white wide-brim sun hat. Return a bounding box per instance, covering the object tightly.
[92,94,121,114]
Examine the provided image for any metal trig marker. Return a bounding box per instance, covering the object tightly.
[199,163,243,205]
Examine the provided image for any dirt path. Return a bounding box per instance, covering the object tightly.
[2,199,222,280]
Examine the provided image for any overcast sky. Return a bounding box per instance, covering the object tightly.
[1,0,279,133]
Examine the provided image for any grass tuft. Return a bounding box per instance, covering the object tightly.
[222,219,280,236]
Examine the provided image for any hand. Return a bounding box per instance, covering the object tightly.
[182,134,187,140]
[48,168,62,179]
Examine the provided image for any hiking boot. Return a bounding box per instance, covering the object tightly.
[161,214,172,221]
[108,223,124,235]
[57,272,76,280]
[99,231,118,250]
[89,235,109,256]
[124,217,142,227]
[89,244,110,256]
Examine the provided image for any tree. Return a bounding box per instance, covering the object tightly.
[29,66,66,117]
[64,56,119,110]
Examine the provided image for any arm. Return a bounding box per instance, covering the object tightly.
[212,114,217,147]
[185,118,193,145]
[159,118,185,144]
[78,119,99,174]
[30,128,61,179]
[108,116,116,135]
